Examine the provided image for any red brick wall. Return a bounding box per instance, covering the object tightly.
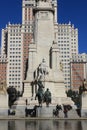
[0,62,7,82]
[71,63,84,90]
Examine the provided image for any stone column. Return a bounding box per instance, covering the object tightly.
[51,41,60,70]
[23,43,37,98]
[26,43,37,80]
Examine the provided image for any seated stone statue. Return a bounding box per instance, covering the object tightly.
[38,58,49,80]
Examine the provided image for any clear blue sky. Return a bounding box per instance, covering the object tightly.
[0,0,87,53]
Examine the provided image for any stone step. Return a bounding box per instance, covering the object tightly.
[68,109,80,118]
[55,109,79,118]
[36,106,55,117]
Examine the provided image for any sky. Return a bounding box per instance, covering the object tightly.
[0,0,87,53]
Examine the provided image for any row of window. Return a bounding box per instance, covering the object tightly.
[24,29,33,32]
[10,34,21,36]
[58,41,69,43]
[58,44,69,46]
[10,48,21,50]
[65,78,70,80]
[58,37,69,39]
[10,44,21,47]
[9,63,21,65]
[10,29,21,33]
[61,55,70,58]
[9,82,20,84]
[9,71,20,73]
[9,67,21,69]
[10,55,21,58]
[10,37,21,39]
[25,4,33,7]
[10,41,21,43]
[59,48,70,50]
[64,74,70,76]
[9,74,20,76]
[61,52,70,54]
[58,33,69,36]
[10,52,21,54]
[9,78,20,80]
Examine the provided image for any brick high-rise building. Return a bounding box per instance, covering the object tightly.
[1,24,23,93]
[22,0,35,79]
[0,55,7,84]
[70,53,87,91]
[1,0,36,93]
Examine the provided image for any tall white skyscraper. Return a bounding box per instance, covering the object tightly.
[57,23,78,89]
[1,23,23,93]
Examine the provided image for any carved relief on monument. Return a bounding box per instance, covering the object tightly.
[0,81,7,94]
[37,11,49,19]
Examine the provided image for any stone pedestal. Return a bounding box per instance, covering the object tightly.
[15,105,26,117]
[81,92,87,117]
[23,82,32,98]
[0,94,8,116]
[12,97,26,117]
[36,106,55,117]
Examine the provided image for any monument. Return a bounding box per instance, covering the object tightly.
[81,79,87,117]
[10,0,74,117]
[21,0,74,117]
[0,81,8,116]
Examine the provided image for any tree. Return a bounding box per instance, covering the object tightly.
[7,87,18,107]
[66,89,81,109]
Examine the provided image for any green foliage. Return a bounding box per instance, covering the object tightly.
[66,89,81,109]
[7,87,18,108]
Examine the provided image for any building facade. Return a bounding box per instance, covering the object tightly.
[22,0,35,79]
[7,24,23,93]
[1,23,23,93]
[0,0,79,92]
[70,53,87,91]
[57,23,78,90]
[0,55,7,84]
[1,0,36,92]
